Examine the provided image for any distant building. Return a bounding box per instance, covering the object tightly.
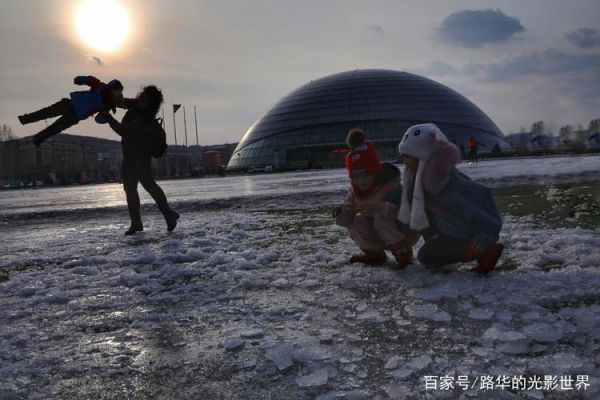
[188,143,236,175]
[504,129,600,155]
[0,134,120,185]
[202,144,236,171]
[586,132,600,152]
[227,69,510,171]
[202,151,220,172]
[505,132,558,155]
[1,134,238,186]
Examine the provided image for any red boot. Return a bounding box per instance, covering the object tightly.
[390,247,413,269]
[349,249,387,265]
[471,243,504,273]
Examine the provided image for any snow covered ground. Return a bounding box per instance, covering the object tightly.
[1,155,599,399]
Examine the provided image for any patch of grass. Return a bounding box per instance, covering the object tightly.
[324,233,345,245]
[493,181,600,229]
[540,293,600,311]
[278,219,331,235]
[255,206,336,236]
[127,237,165,246]
[13,264,45,273]
[498,256,519,271]
[0,269,8,282]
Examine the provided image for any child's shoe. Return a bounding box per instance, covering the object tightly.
[390,247,413,269]
[349,249,387,265]
[471,243,504,273]
[18,114,33,125]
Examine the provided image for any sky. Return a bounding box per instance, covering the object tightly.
[1,0,600,145]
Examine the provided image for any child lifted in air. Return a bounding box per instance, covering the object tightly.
[334,128,419,269]
[19,75,124,146]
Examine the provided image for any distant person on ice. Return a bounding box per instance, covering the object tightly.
[99,85,179,236]
[18,75,124,146]
[334,128,419,269]
[398,123,503,273]
[467,136,484,163]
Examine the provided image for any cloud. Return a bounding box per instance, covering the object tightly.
[564,27,600,48]
[557,67,600,101]
[437,9,525,48]
[423,60,457,77]
[483,49,600,81]
[462,62,484,76]
[365,23,384,37]
[88,55,105,66]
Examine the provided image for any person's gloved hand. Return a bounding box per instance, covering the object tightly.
[343,204,358,216]
[114,93,125,111]
[332,205,343,219]
[356,203,378,215]
[94,112,110,124]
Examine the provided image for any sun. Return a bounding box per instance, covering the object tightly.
[75,0,130,53]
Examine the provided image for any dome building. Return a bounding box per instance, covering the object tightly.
[227,69,510,171]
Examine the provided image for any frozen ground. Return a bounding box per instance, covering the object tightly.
[1,154,599,216]
[0,155,599,399]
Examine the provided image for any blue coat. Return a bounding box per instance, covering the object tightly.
[424,168,502,248]
[69,76,122,120]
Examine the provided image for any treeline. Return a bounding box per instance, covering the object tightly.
[506,117,600,156]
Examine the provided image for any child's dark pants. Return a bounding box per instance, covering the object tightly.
[23,98,80,145]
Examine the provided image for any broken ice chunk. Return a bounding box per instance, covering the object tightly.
[265,341,295,371]
[319,328,340,344]
[523,323,563,343]
[468,308,494,320]
[405,303,451,322]
[223,337,245,352]
[240,329,264,339]
[296,368,329,388]
[271,278,291,289]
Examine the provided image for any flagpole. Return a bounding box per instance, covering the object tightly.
[156,107,169,178]
[160,108,167,178]
[183,106,188,147]
[194,105,199,146]
[172,106,178,145]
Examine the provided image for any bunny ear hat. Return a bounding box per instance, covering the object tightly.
[397,123,449,230]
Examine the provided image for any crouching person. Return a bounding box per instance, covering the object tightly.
[398,123,503,273]
[334,128,419,269]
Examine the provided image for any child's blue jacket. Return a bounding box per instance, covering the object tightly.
[69,75,121,120]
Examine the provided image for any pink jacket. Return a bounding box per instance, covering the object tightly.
[342,177,401,218]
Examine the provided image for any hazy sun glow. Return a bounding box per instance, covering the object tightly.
[76,0,130,52]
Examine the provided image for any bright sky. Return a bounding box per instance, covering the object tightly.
[1,0,599,145]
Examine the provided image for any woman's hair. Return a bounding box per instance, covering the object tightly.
[138,85,164,116]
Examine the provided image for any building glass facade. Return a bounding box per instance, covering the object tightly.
[227,69,510,171]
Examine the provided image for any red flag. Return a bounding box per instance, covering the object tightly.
[173,104,181,113]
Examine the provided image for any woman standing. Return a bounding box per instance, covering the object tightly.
[101,85,179,235]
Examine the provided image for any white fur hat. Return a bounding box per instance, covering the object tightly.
[398,123,449,160]
[397,123,449,230]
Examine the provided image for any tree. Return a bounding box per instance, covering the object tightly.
[589,118,600,133]
[530,121,545,134]
[559,125,573,140]
[0,124,16,142]
[491,143,502,157]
